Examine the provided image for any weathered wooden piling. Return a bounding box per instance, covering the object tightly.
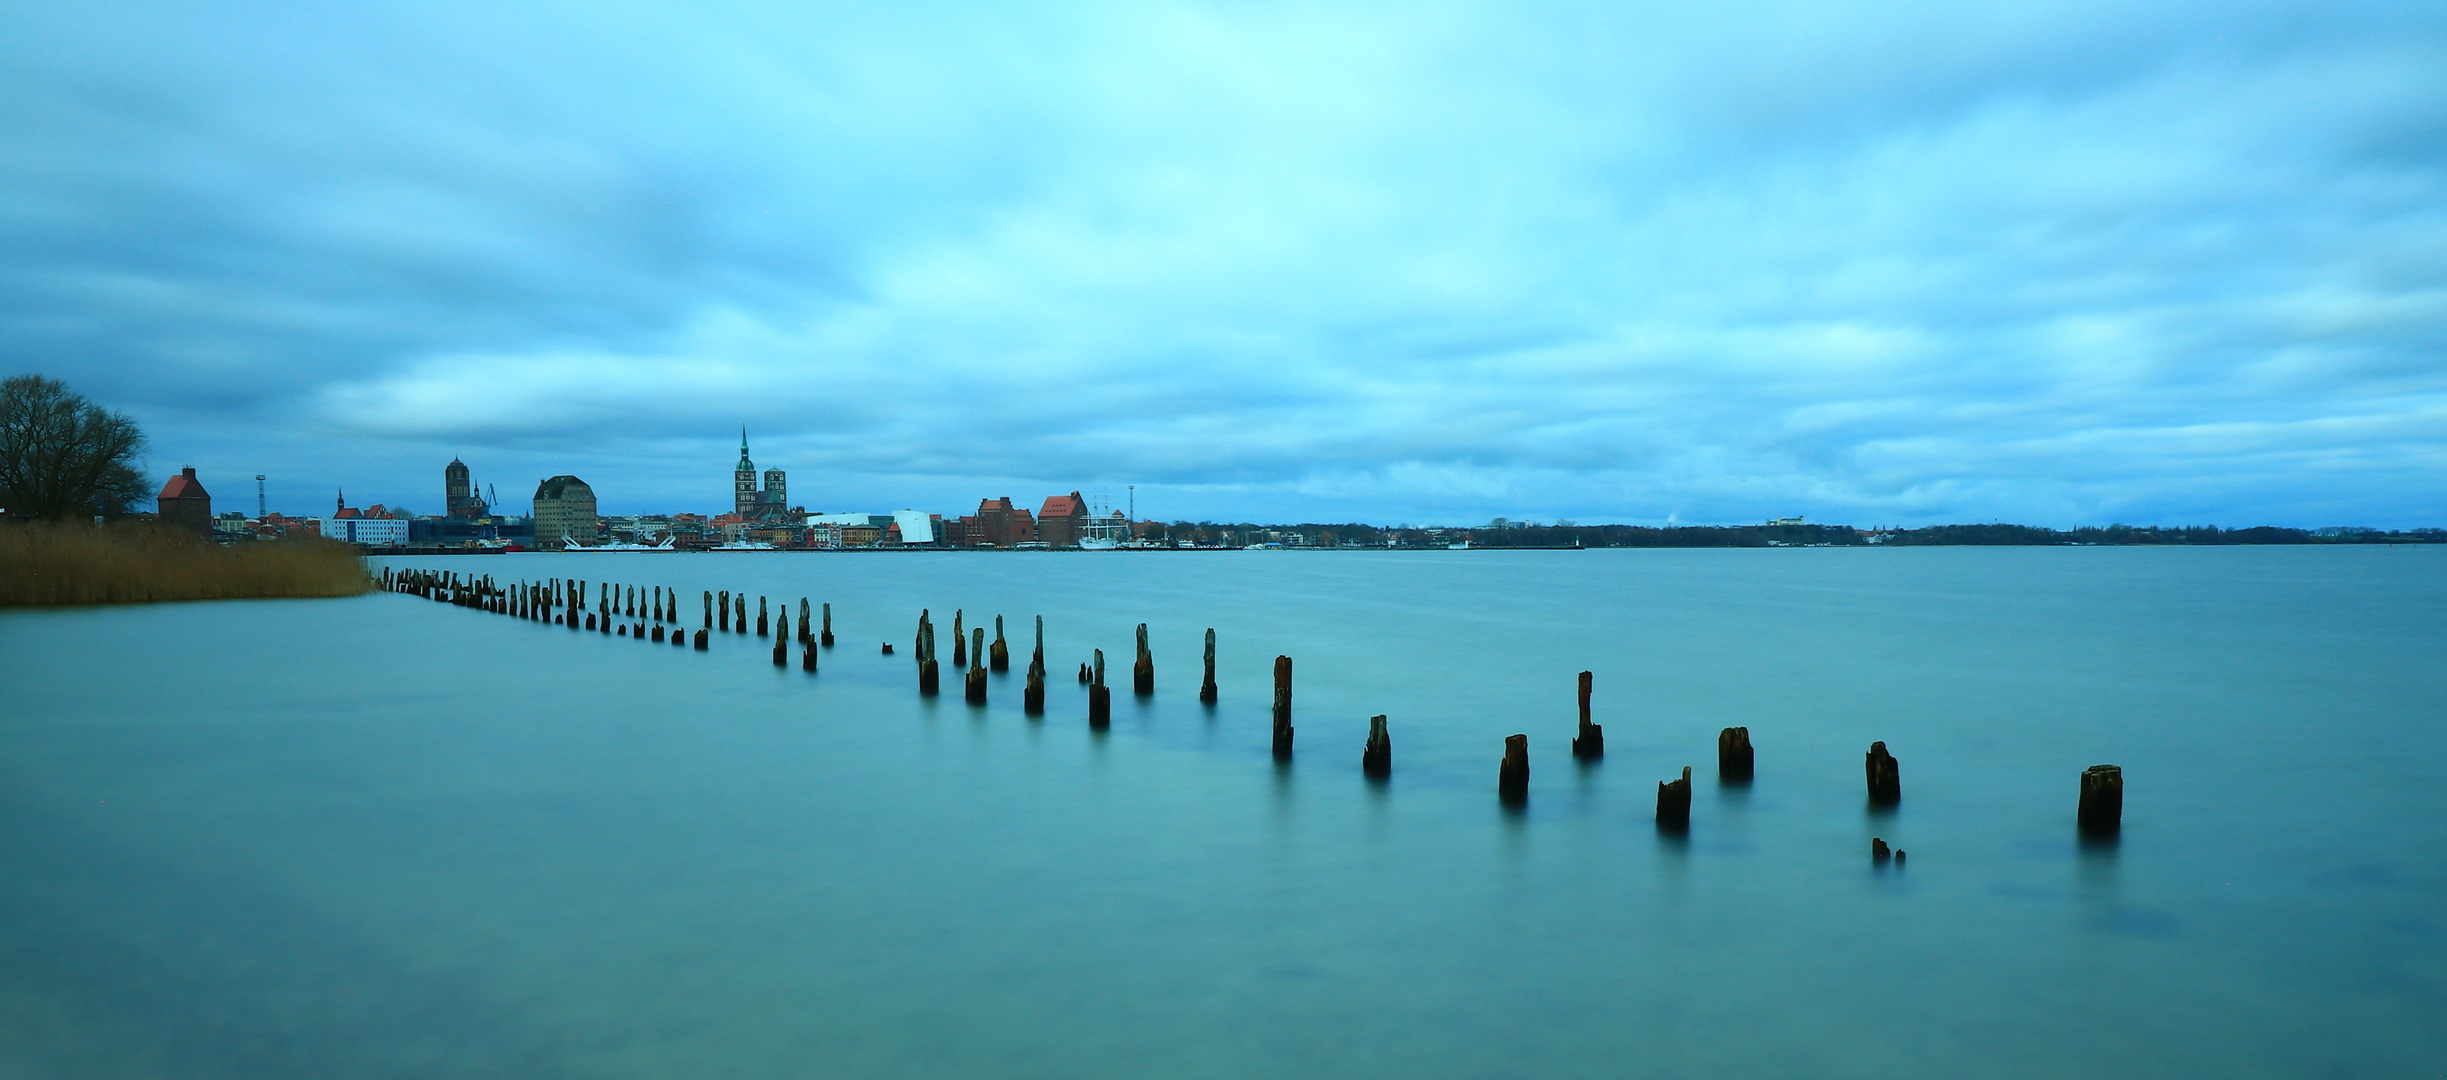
[1571,670,1603,758]
[1656,766,1693,829]
[772,614,789,666]
[1024,616,1045,715]
[1199,629,1217,704]
[1871,838,1890,861]
[1271,656,1294,760]
[917,610,940,694]
[694,628,709,651]
[626,585,636,618]
[1719,727,1754,780]
[585,613,597,631]
[734,594,746,633]
[704,591,714,630]
[882,642,894,655]
[1362,715,1391,777]
[798,598,811,643]
[1078,662,1090,684]
[1498,734,1529,803]
[966,628,987,703]
[1865,741,1901,805]
[821,603,834,648]
[2078,765,2123,835]
[653,625,665,642]
[802,634,818,672]
[757,596,769,637]
[1089,650,1111,729]
[990,616,1009,672]
[1132,624,1153,695]
[718,590,730,631]
[618,623,628,637]
[952,610,966,668]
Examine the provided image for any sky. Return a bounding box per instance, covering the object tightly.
[3,1,2443,527]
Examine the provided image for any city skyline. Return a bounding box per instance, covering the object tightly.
[6,2,2443,528]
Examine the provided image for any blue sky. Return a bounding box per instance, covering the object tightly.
[4,1,2442,526]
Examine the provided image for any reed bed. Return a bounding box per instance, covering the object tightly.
[0,522,373,606]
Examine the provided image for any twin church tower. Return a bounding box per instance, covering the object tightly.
[733,429,791,522]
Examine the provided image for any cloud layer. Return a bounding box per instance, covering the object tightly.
[4,0,2443,525]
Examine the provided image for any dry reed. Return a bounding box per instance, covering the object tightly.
[0,522,373,606]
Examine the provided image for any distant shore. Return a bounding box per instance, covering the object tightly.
[1,523,373,606]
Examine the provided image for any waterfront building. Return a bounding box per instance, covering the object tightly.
[533,475,598,549]
[732,430,792,523]
[959,498,1036,548]
[1037,492,1088,548]
[155,467,211,533]
[445,458,489,519]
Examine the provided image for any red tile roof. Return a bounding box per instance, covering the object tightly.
[1039,492,1086,518]
[157,467,209,501]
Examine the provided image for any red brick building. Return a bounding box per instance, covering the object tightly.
[964,498,1038,547]
[156,467,211,533]
[1037,491,1089,548]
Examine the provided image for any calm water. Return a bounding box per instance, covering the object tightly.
[3,547,2442,1078]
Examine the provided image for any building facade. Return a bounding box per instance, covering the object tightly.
[156,467,212,533]
[445,458,489,519]
[533,475,598,549]
[732,430,792,522]
[1037,491,1088,548]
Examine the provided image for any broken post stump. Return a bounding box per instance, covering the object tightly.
[803,636,818,673]
[1132,623,1153,695]
[734,593,746,633]
[797,598,811,643]
[821,602,834,648]
[1089,649,1110,729]
[1866,741,1901,805]
[1362,715,1391,777]
[953,610,966,668]
[990,615,1009,672]
[1271,655,1294,760]
[653,625,665,642]
[1872,838,1891,861]
[1719,727,1754,781]
[2079,764,2123,835]
[1199,628,1217,704]
[1024,616,1045,716]
[757,596,768,637]
[772,623,787,666]
[719,591,730,632]
[918,611,939,695]
[966,627,987,704]
[1571,670,1603,758]
[1656,766,1693,830]
[1078,662,1089,684]
[1498,734,1529,803]
[694,629,709,651]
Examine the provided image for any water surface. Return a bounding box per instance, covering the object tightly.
[3,547,2442,1078]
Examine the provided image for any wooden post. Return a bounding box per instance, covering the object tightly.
[918,611,939,695]
[798,598,810,643]
[1498,734,1528,803]
[802,634,818,672]
[953,610,966,668]
[821,602,834,647]
[1199,628,1217,704]
[1077,662,1090,684]
[1719,727,1754,780]
[1362,715,1391,777]
[772,612,789,666]
[1132,623,1153,695]
[1656,766,1693,829]
[1866,741,1901,805]
[990,615,1009,672]
[1872,838,1891,861]
[1271,656,1294,760]
[1024,615,1045,715]
[758,596,769,637]
[1571,670,1603,758]
[1089,650,1110,729]
[627,585,636,618]
[734,593,745,633]
[719,591,730,632]
[694,628,709,651]
[704,591,714,630]
[2079,765,2123,834]
[653,625,665,642]
[966,627,987,703]
[586,612,597,631]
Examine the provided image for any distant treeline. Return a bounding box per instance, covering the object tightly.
[1151,520,2443,548]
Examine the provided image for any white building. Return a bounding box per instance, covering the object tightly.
[319,517,409,544]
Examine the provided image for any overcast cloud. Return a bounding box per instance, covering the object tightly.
[3,0,2442,525]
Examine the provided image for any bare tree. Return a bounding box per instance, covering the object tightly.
[0,375,150,520]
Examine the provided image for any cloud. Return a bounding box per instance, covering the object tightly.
[1,0,2442,525]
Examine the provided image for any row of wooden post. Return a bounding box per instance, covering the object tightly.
[383,570,2121,838]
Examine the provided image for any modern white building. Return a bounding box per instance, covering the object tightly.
[319,517,409,544]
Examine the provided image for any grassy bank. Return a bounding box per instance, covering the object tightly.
[0,522,373,606]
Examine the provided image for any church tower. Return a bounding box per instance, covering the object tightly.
[735,429,759,517]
